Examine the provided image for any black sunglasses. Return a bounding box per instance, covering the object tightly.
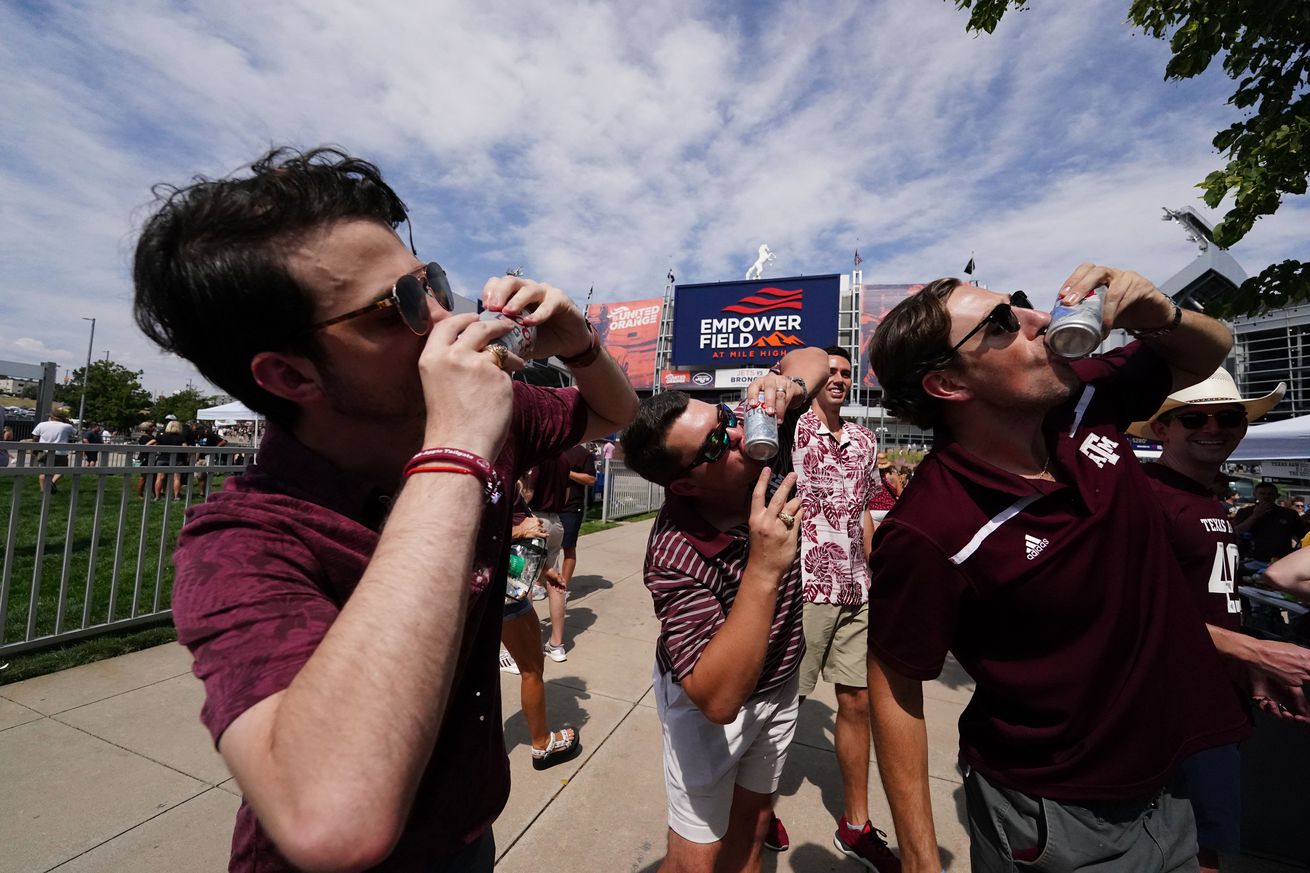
[309,261,454,335]
[1169,410,1248,429]
[682,404,738,474]
[948,290,1033,355]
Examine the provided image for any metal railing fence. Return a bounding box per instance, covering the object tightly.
[0,441,254,657]
[600,458,664,522]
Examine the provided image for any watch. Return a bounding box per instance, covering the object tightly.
[1129,298,1182,339]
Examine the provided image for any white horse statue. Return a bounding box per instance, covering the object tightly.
[745,244,776,280]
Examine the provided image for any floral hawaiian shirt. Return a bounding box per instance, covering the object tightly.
[791,409,883,605]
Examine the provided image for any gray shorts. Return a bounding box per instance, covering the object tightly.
[963,765,1198,872]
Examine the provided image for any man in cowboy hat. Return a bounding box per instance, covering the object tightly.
[1129,368,1310,872]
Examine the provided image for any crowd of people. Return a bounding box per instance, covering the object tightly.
[113,146,1309,873]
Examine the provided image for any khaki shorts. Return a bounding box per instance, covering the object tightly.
[798,601,869,697]
[654,668,799,843]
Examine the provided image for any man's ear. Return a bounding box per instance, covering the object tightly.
[250,351,325,407]
[1149,418,1170,442]
[922,369,970,404]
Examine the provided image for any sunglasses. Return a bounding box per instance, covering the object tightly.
[682,404,738,474]
[1168,410,1248,429]
[948,291,1033,355]
[309,261,454,335]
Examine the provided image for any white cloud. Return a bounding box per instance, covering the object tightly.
[0,0,1303,393]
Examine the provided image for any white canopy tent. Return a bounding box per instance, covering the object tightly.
[1229,414,1310,462]
[197,400,264,444]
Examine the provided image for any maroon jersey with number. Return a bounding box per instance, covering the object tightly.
[867,343,1250,802]
[1144,463,1243,631]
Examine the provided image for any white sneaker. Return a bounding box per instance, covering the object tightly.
[499,648,520,674]
[543,642,567,663]
[531,585,547,601]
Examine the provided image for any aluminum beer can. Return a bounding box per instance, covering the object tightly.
[742,392,779,460]
[486,314,534,359]
[1046,292,1105,359]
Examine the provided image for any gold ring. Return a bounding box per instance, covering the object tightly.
[487,344,509,370]
[777,511,795,529]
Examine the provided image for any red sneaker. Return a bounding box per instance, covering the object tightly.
[833,815,901,872]
[764,813,789,851]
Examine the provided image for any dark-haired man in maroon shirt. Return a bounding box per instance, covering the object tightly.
[620,347,835,873]
[132,148,638,873]
[865,264,1249,873]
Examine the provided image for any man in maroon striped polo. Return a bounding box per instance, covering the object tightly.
[865,264,1250,873]
[620,347,833,873]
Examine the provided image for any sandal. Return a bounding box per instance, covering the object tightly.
[531,727,582,771]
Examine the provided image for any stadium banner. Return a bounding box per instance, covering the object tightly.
[671,275,840,367]
[588,297,663,391]
[660,369,717,390]
[859,284,923,389]
[714,368,769,389]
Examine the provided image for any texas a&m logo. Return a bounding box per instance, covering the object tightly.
[1078,433,1121,469]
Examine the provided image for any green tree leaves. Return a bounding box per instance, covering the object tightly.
[952,0,1309,317]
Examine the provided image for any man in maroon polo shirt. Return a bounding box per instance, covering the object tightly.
[620,347,837,873]
[131,147,638,873]
[1128,369,1310,872]
[865,264,1250,873]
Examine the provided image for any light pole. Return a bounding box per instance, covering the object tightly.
[76,317,95,435]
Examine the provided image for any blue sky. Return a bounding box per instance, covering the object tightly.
[2,0,1306,393]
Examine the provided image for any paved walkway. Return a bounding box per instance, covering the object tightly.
[0,518,1303,872]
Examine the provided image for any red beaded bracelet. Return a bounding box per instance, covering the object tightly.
[404,448,503,504]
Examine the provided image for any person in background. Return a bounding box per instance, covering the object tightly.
[134,422,156,498]
[527,443,597,662]
[785,344,899,869]
[149,419,189,499]
[1234,482,1304,562]
[82,422,104,467]
[31,413,76,492]
[1129,368,1310,872]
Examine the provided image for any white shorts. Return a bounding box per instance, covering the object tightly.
[653,667,800,843]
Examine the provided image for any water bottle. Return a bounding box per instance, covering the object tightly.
[506,535,548,600]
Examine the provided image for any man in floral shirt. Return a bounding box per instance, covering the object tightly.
[789,345,899,870]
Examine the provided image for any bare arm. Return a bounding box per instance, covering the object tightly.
[680,471,801,724]
[216,315,515,873]
[568,470,597,486]
[1207,624,1310,723]
[867,653,941,873]
[1058,263,1233,392]
[1260,548,1310,599]
[863,509,876,562]
[483,276,639,442]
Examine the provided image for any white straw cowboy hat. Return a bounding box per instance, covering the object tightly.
[1127,368,1285,439]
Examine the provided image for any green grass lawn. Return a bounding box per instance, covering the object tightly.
[0,470,204,664]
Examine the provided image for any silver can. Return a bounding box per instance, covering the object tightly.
[742,392,779,460]
[486,314,535,359]
[1046,292,1105,359]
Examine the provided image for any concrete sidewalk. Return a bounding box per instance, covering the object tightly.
[0,518,1300,872]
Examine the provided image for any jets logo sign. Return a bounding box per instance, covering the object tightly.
[671,274,840,367]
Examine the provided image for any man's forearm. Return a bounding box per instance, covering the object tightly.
[868,654,941,873]
[679,562,782,724]
[570,347,639,442]
[220,473,485,868]
[777,347,831,402]
[1143,309,1233,392]
[1262,549,1310,598]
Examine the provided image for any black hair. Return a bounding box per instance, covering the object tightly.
[824,344,852,365]
[132,146,411,426]
[620,391,693,486]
